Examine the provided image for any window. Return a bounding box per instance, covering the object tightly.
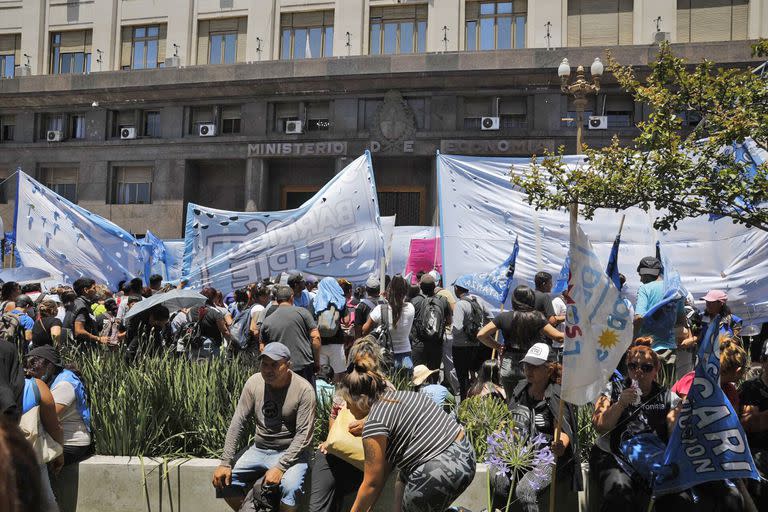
[110,110,137,138]
[465,1,526,51]
[221,105,241,134]
[463,96,527,130]
[281,11,334,59]
[41,114,66,139]
[677,0,748,43]
[0,116,14,142]
[50,31,92,74]
[197,18,247,65]
[113,167,152,205]
[121,25,166,70]
[567,0,633,47]
[369,5,427,55]
[306,102,329,132]
[70,115,86,139]
[41,167,78,203]
[189,106,216,135]
[143,111,161,137]
[604,95,634,128]
[377,188,423,225]
[272,101,330,133]
[0,34,20,79]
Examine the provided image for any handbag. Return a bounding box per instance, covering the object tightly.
[324,406,365,470]
[19,381,63,465]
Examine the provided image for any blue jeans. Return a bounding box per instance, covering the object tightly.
[394,352,414,377]
[230,445,309,507]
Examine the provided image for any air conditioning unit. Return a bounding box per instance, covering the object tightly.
[285,120,303,134]
[120,127,137,140]
[46,130,63,142]
[481,116,500,130]
[588,116,608,130]
[198,123,216,137]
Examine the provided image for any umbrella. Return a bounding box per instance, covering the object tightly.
[124,288,207,320]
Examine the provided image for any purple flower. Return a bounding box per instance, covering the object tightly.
[531,433,548,446]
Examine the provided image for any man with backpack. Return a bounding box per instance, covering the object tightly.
[354,276,387,340]
[410,274,452,370]
[311,277,347,382]
[451,277,491,400]
[260,285,321,388]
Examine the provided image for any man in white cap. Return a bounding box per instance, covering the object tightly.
[213,342,316,512]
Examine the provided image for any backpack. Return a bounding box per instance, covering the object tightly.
[414,295,446,346]
[462,297,485,344]
[230,307,253,350]
[317,305,341,338]
[178,306,207,351]
[0,301,22,346]
[375,305,394,371]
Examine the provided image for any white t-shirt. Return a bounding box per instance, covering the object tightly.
[250,303,266,325]
[552,295,567,349]
[51,381,91,446]
[370,302,415,354]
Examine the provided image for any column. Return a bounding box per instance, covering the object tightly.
[248,0,276,61]
[92,0,119,71]
[527,0,565,49]
[427,0,460,52]
[334,0,366,57]
[20,0,46,75]
[636,0,678,45]
[167,0,195,66]
[245,158,269,212]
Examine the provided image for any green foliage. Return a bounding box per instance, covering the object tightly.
[70,349,257,458]
[457,395,513,460]
[513,40,768,232]
[576,405,597,461]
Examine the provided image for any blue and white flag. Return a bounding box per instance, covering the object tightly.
[561,225,634,406]
[181,153,385,292]
[552,254,570,294]
[14,172,145,289]
[143,230,168,281]
[654,315,759,495]
[453,236,519,306]
[606,234,622,290]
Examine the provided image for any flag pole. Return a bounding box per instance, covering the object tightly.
[548,203,577,512]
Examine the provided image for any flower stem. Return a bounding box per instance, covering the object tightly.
[505,474,516,512]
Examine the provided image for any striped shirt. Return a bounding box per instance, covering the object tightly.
[362,390,462,474]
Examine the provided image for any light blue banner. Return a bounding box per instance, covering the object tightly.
[654,315,759,495]
[454,237,519,306]
[181,153,384,292]
[14,172,145,289]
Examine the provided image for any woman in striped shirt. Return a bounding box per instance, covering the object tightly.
[340,354,475,512]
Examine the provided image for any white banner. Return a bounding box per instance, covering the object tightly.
[15,172,145,289]
[437,153,768,323]
[182,153,385,291]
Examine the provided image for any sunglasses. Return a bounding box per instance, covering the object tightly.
[627,362,655,374]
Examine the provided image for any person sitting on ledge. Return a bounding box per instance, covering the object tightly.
[212,342,316,512]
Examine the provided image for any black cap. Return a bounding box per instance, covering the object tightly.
[286,272,304,287]
[637,256,662,277]
[26,345,61,367]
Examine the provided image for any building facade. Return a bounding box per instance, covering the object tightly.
[0,0,766,238]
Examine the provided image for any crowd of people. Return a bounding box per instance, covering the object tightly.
[1,257,768,512]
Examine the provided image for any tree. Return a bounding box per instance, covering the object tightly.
[513,40,768,232]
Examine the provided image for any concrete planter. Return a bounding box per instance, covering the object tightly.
[52,457,589,512]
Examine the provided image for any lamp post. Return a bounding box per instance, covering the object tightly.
[558,57,604,153]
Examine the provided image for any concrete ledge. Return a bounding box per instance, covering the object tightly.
[52,457,588,512]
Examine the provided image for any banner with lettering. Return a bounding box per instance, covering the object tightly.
[561,225,634,406]
[654,315,759,495]
[437,144,768,322]
[389,226,438,276]
[14,172,145,289]
[181,153,384,292]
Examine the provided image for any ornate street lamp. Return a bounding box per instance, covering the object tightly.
[559,57,603,153]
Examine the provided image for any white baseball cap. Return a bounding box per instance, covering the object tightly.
[521,343,552,366]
